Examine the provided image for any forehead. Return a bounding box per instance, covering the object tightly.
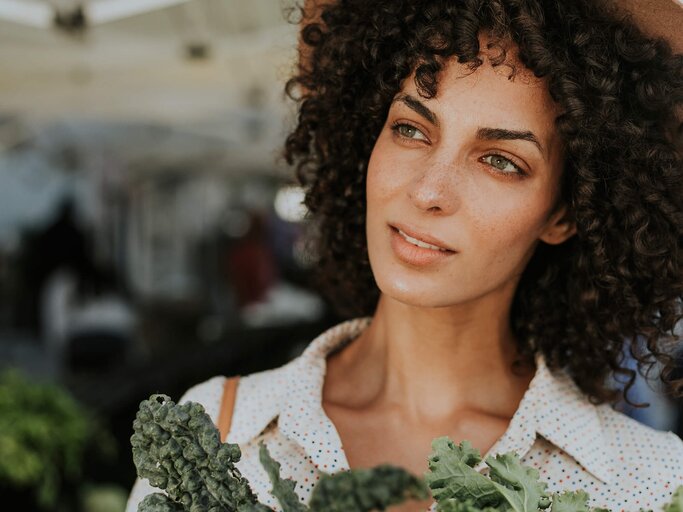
[398,36,562,143]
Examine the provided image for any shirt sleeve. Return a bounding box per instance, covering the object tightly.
[123,376,226,512]
[124,475,158,512]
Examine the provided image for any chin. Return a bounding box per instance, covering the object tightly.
[373,271,463,309]
[367,245,455,308]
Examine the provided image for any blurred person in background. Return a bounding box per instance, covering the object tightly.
[224,210,277,309]
[33,196,136,375]
[18,196,91,338]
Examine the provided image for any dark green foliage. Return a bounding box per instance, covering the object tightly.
[258,442,307,512]
[131,394,260,512]
[308,462,431,511]
[131,394,429,512]
[257,438,430,511]
[131,394,683,512]
[138,493,186,512]
[0,368,116,509]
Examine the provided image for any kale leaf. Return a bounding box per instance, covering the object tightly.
[257,441,307,512]
[131,393,683,512]
[131,394,261,511]
[424,437,550,512]
[550,490,591,512]
[131,393,427,512]
[307,458,430,511]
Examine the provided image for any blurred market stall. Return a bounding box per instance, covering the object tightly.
[0,2,332,511]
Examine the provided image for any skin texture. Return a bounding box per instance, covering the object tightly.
[366,42,572,312]
[322,37,576,512]
[286,0,683,410]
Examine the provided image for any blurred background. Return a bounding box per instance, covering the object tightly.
[0,1,681,511]
[0,1,337,510]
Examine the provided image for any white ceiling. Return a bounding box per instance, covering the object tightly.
[0,0,291,33]
[0,0,192,27]
[0,0,300,125]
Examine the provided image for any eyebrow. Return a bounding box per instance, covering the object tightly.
[392,93,545,156]
[394,93,440,126]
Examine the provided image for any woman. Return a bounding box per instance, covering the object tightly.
[126,1,683,511]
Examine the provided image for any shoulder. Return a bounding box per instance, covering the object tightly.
[238,356,299,391]
[170,355,299,425]
[124,362,298,512]
[173,375,226,424]
[597,403,683,485]
[227,357,301,444]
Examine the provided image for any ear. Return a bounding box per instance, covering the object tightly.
[539,202,577,245]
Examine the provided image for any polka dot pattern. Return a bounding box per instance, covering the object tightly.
[126,317,683,512]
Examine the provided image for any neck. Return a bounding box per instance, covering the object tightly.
[324,284,536,426]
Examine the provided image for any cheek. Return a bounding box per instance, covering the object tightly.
[367,129,556,259]
[463,186,551,268]
[365,138,408,215]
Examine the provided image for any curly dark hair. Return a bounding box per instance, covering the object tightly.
[282,0,683,407]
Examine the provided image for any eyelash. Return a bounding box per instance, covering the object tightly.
[389,121,528,178]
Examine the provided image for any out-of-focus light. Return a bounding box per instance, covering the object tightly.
[274,186,307,223]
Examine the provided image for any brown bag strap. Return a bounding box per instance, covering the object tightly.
[218,376,240,443]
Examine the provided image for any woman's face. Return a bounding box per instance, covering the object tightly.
[366,39,576,308]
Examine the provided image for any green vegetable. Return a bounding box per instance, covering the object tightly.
[131,394,428,511]
[307,459,430,510]
[130,394,259,511]
[425,437,551,512]
[0,368,116,509]
[257,442,307,512]
[131,393,683,512]
[550,490,591,512]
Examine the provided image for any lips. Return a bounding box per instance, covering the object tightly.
[389,224,458,270]
[389,223,456,252]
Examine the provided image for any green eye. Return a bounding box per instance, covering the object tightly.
[399,125,417,137]
[391,122,428,141]
[482,154,524,175]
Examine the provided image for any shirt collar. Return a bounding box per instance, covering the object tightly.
[228,316,372,459]
[278,317,373,473]
[233,316,613,483]
[227,359,294,445]
[527,352,614,483]
[471,351,614,484]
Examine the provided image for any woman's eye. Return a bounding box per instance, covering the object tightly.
[481,154,525,176]
[391,122,428,142]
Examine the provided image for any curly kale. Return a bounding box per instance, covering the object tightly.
[131,394,683,512]
[307,460,430,510]
[131,394,427,512]
[131,394,261,512]
[258,440,429,511]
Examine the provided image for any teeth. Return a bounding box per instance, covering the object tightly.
[397,229,449,251]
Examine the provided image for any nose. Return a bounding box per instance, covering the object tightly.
[407,163,460,215]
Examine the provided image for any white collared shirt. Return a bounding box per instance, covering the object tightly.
[126,317,683,512]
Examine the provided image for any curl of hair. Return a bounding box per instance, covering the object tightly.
[283,0,683,406]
